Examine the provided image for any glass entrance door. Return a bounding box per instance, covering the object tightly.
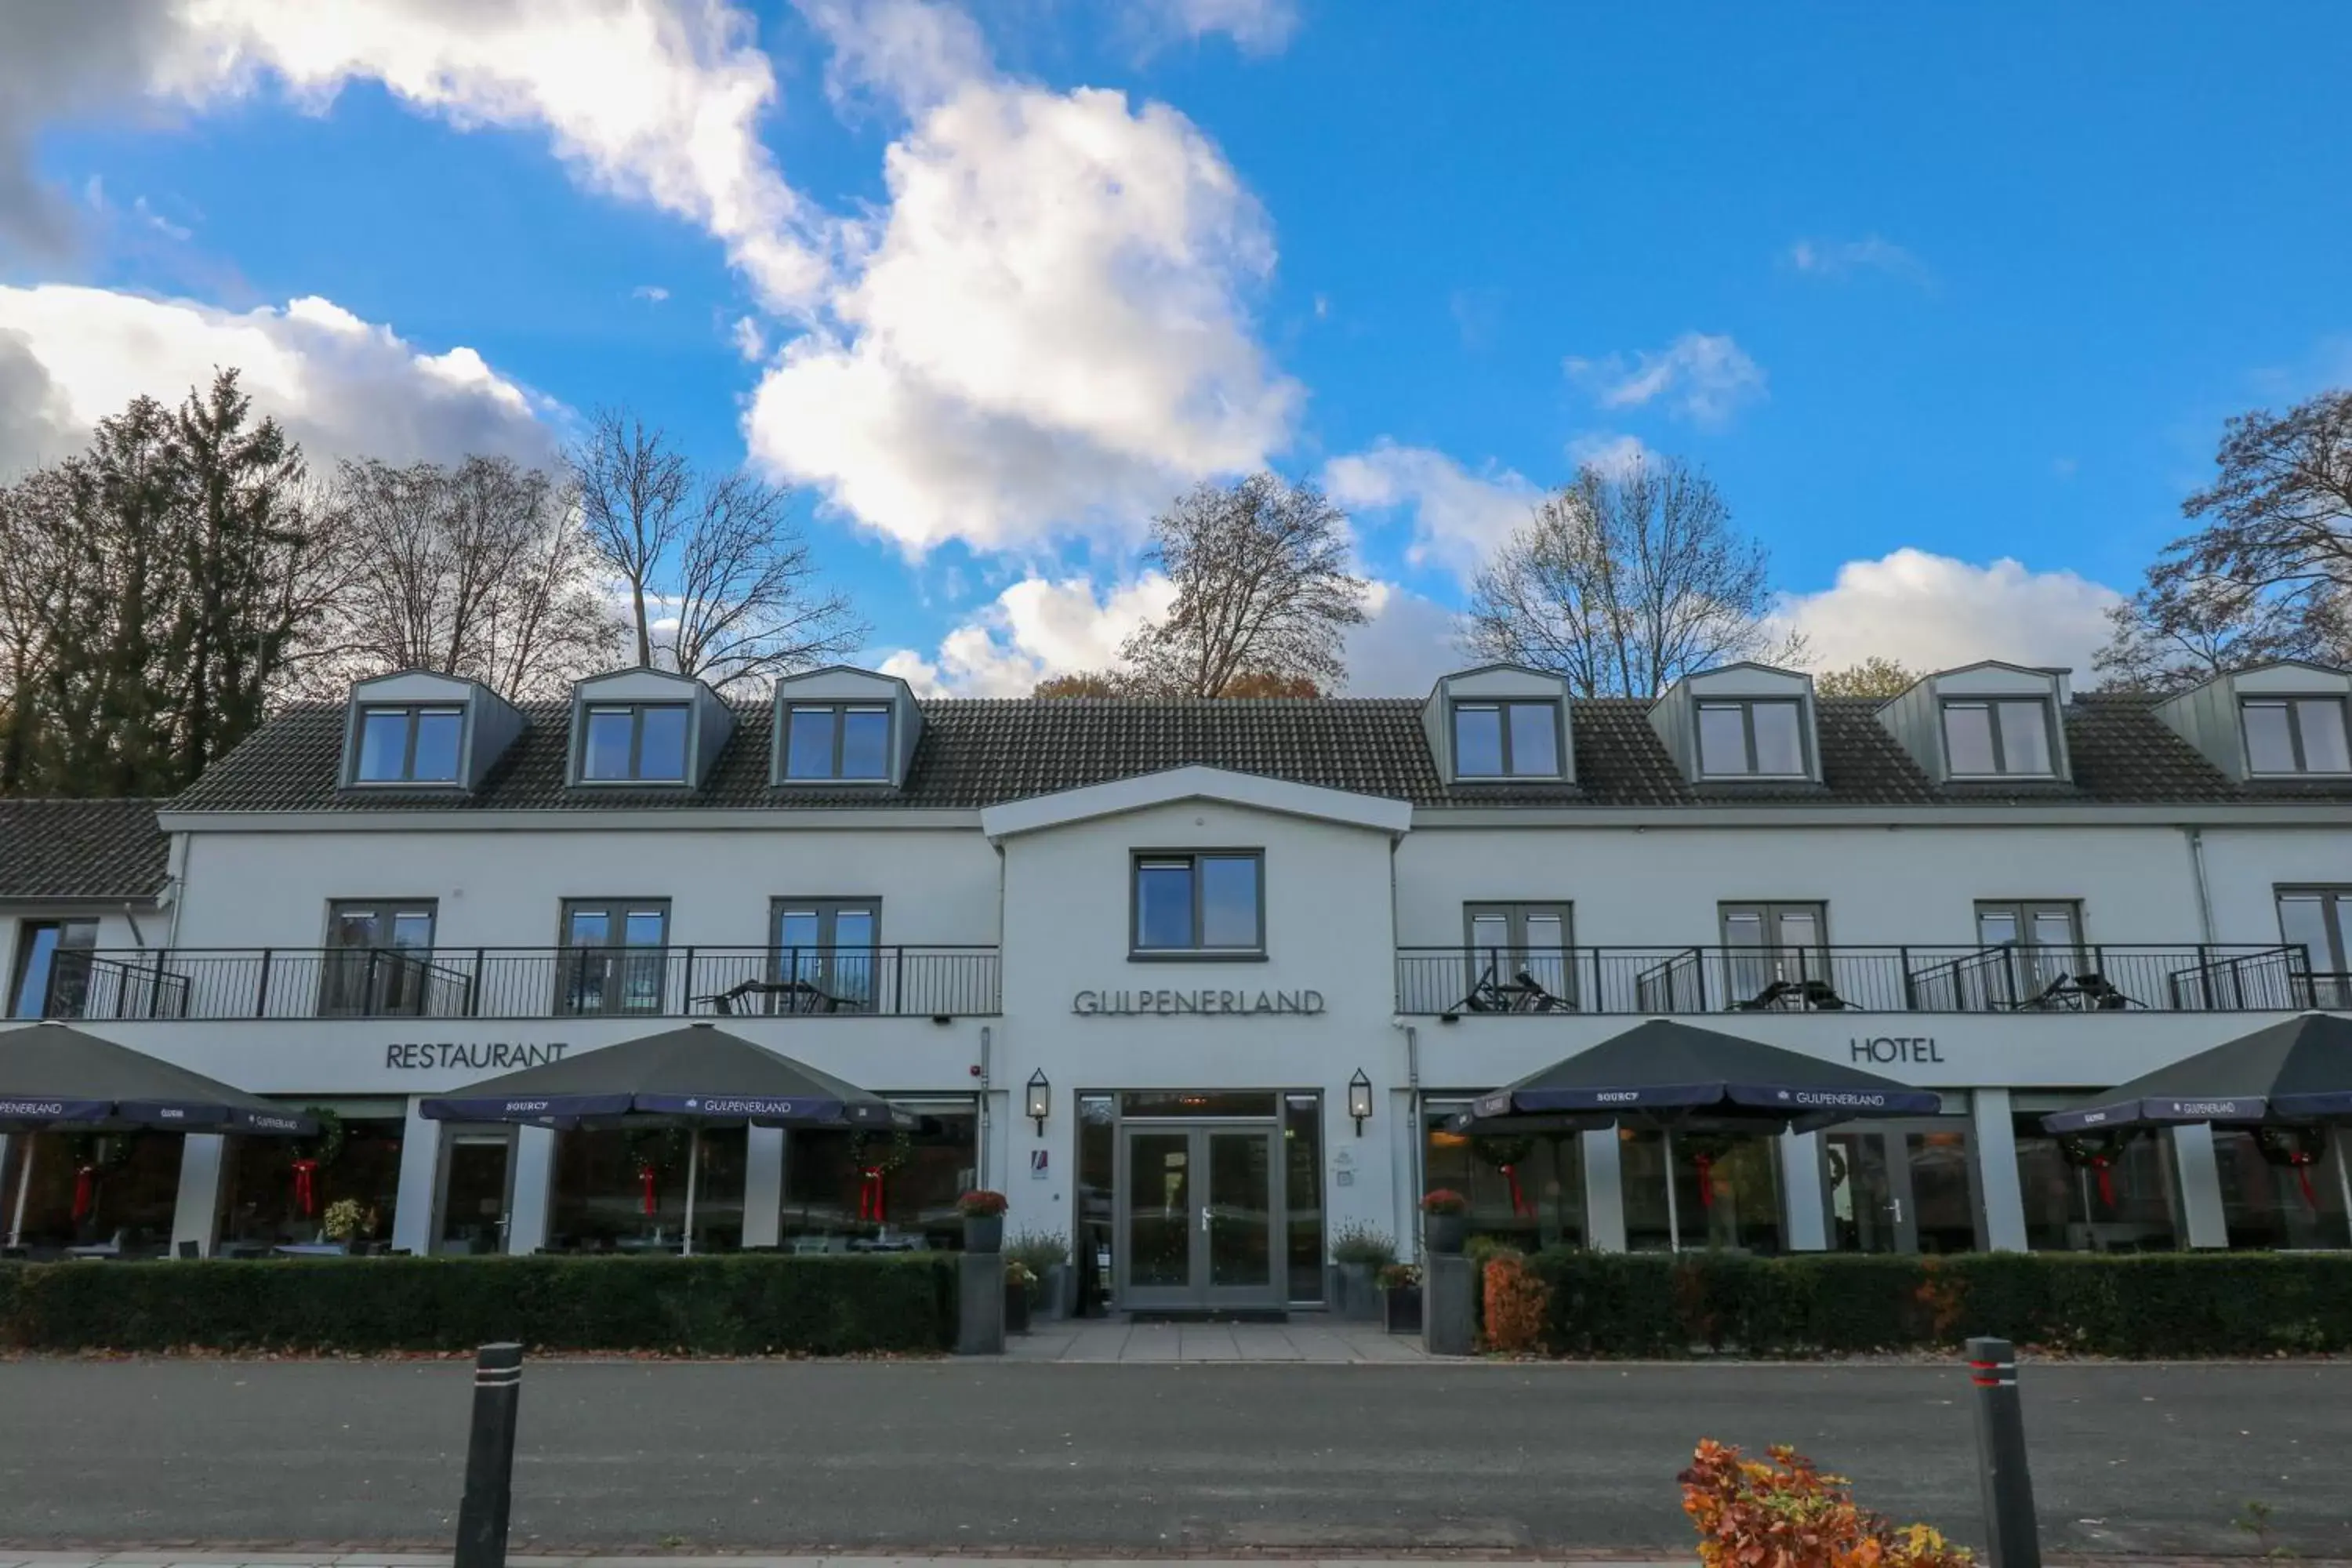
[1823,1124,1983,1254]
[436,1130,515,1254]
[1117,1123,1282,1311]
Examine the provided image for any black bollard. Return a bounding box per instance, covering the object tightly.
[1965,1335,2041,1568]
[454,1341,524,1568]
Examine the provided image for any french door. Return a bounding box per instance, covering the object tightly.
[1117,1123,1283,1312]
[1821,1123,1984,1254]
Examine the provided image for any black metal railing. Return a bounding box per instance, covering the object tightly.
[65,946,1001,1022]
[1396,943,2333,1017]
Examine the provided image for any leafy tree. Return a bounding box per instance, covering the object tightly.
[1460,455,1804,696]
[1033,672,1132,698]
[1120,473,1368,698]
[2097,388,2352,691]
[1816,657,1919,699]
[1030,668,1322,699]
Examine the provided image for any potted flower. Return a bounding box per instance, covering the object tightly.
[1328,1221,1396,1322]
[1007,1229,1073,1320]
[1421,1189,1470,1255]
[321,1198,377,1253]
[956,1189,1009,1253]
[1004,1259,1035,1334]
[1379,1262,1423,1334]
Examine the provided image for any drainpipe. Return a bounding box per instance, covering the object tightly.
[977,1023,993,1189]
[1400,1023,1424,1261]
[2183,826,2216,943]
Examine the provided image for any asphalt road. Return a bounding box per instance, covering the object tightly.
[0,1359,2345,1556]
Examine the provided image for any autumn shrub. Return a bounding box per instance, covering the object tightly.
[1479,1249,1550,1353]
[1680,1438,1973,1568]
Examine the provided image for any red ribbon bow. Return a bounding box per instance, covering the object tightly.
[71,1164,97,1223]
[638,1162,659,1216]
[1499,1163,1532,1218]
[1694,1151,1717,1210]
[2297,1165,2318,1208]
[290,1158,320,1218]
[858,1167,888,1222]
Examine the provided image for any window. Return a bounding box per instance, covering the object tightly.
[559,900,671,1015]
[1696,699,1806,777]
[782,704,891,782]
[579,704,690,783]
[1975,900,2083,1005]
[354,706,464,784]
[9,918,97,1018]
[1721,902,1828,1008]
[1450,699,1562,778]
[2241,697,2352,775]
[1133,851,1263,955]
[1463,902,1573,1007]
[320,902,439,1018]
[2278,888,2352,1008]
[773,899,880,1011]
[1941,699,2056,777]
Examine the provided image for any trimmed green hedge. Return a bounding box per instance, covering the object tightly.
[1520,1250,2352,1358]
[0,1253,956,1356]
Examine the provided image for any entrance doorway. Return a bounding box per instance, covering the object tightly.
[1822,1123,1983,1253]
[1117,1123,1283,1312]
[434,1127,516,1254]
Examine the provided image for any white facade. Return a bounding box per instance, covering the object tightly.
[8,659,2352,1293]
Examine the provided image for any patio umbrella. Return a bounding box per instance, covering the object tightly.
[1461,1018,1945,1250]
[419,1022,916,1255]
[1,1022,316,1249]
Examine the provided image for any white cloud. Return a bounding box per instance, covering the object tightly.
[795,0,990,115]
[1773,549,2125,676]
[1323,441,1539,583]
[746,82,1298,554]
[1341,582,1460,696]
[878,572,1177,696]
[1787,235,1930,286]
[631,284,670,303]
[1138,0,1301,54]
[1565,332,1767,426]
[730,314,768,361]
[0,284,557,477]
[1565,431,1657,481]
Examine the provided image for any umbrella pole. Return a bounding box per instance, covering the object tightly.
[682,1127,701,1258]
[7,1134,34,1249]
[1662,1125,1682,1253]
[2337,1129,2352,1246]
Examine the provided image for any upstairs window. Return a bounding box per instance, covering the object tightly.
[355,706,463,783]
[1697,699,1806,777]
[783,703,891,782]
[1134,851,1263,956]
[1941,699,2056,777]
[1451,700,1561,778]
[580,703,689,783]
[2241,697,2352,775]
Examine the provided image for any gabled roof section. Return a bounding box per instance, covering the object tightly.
[0,800,169,901]
[979,765,1414,840]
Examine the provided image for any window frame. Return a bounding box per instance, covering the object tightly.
[556,898,674,1016]
[1939,698,2059,779]
[1462,901,1576,1006]
[575,702,692,786]
[1129,849,1267,960]
[1448,699,1566,780]
[2276,887,2352,1006]
[771,898,883,1011]
[2239,695,2352,776]
[320,899,441,1018]
[779,702,895,785]
[350,703,467,786]
[1694,698,1809,779]
[9,917,99,1019]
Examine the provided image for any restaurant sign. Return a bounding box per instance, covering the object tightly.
[1073,989,1325,1016]
[385,1040,570,1071]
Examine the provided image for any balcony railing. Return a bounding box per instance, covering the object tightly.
[1396,943,2332,1017]
[59,946,1001,1022]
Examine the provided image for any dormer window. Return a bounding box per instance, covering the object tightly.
[783,703,891,782]
[1451,699,1562,779]
[2242,697,2352,775]
[354,706,463,784]
[1697,699,1806,777]
[580,703,690,783]
[1941,699,2055,777]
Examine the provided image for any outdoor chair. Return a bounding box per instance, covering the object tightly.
[2009,971,2138,1011]
[695,977,853,1015]
[1733,978,1849,1011]
[1454,960,1573,1014]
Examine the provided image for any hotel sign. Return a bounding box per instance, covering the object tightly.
[1073,989,1325,1016]
[385,1040,570,1071]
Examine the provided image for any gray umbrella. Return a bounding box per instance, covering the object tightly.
[0,1022,314,1135]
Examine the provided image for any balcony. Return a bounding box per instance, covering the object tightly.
[1396,943,2344,1018]
[50,946,1002,1022]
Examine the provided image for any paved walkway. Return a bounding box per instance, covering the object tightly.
[1004,1316,1429,1362]
[0,1559,1692,1568]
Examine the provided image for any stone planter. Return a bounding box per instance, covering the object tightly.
[1383,1284,1424,1335]
[1424,1213,1468,1255]
[964,1214,1004,1254]
[1334,1261,1382,1322]
[1040,1262,1073,1320]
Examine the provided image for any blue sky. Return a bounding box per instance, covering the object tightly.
[4,1,2348,694]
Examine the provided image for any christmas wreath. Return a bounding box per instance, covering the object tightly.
[847,1128,916,1223]
[626,1125,691,1217]
[2057,1127,2139,1209]
[1472,1135,1536,1218]
[66,1133,138,1224]
[2253,1123,2332,1208]
[286,1106,346,1219]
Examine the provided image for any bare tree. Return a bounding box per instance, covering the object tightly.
[1120,473,1368,697]
[572,407,690,670]
[1816,657,1919,699]
[1459,455,1804,697]
[2096,389,2352,691]
[1032,671,1134,698]
[328,456,620,697]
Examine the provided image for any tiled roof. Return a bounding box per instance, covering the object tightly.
[0,799,170,899]
[161,689,2352,816]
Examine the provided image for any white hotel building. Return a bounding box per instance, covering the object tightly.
[4,656,2351,1308]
